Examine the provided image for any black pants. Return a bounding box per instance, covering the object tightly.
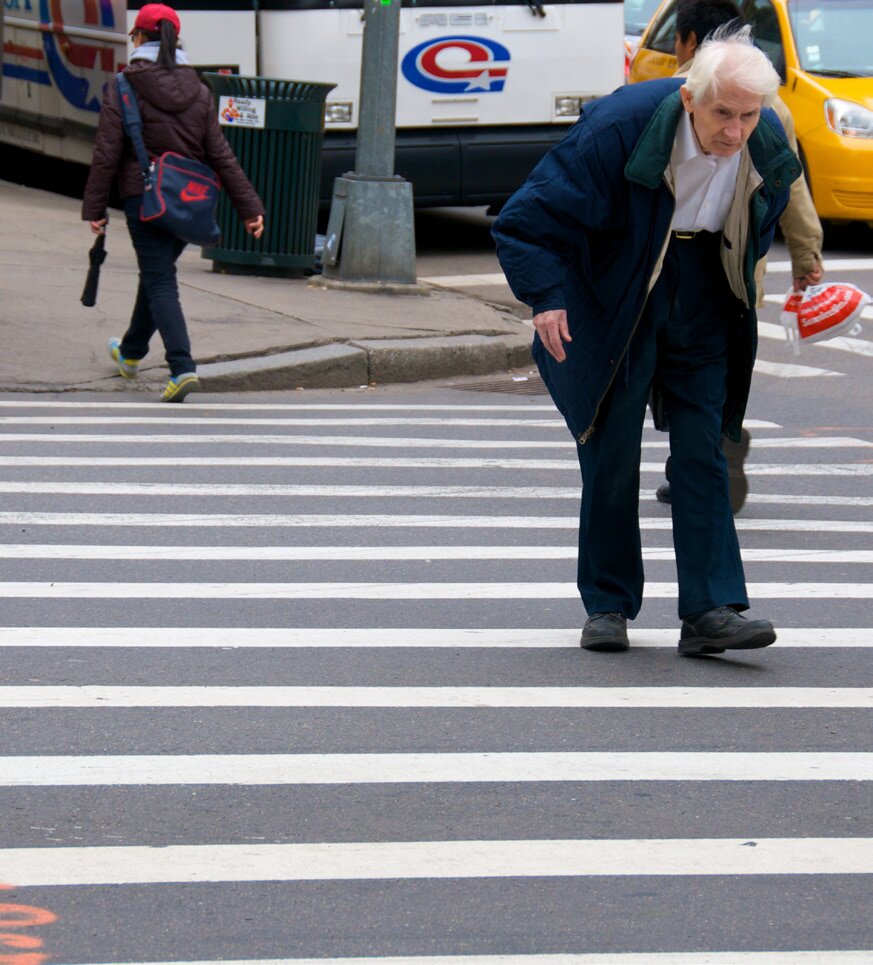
[576,232,748,620]
[119,196,195,378]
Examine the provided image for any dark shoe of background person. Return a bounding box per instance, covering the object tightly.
[723,428,751,515]
[655,454,672,503]
[581,612,629,652]
[679,606,776,656]
[655,481,672,504]
[654,432,749,512]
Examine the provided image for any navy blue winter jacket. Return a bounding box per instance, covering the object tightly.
[493,78,800,444]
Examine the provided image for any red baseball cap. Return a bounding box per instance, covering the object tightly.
[131,3,181,34]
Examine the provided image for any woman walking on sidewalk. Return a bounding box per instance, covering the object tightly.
[82,3,265,402]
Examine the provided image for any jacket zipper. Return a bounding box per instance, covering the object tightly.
[576,298,649,445]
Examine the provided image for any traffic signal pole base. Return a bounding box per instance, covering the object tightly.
[319,173,428,294]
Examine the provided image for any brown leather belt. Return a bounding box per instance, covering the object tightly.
[671,229,722,240]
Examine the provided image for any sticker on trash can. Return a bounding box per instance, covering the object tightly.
[218,96,266,128]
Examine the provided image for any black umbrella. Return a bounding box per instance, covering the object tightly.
[80,228,107,308]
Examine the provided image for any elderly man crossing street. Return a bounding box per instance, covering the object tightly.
[493,30,799,656]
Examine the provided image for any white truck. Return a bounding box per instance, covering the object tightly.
[0,0,624,205]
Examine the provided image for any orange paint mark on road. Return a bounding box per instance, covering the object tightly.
[0,892,57,965]
[0,906,56,928]
[0,936,42,949]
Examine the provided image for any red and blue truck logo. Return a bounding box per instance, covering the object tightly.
[401,36,511,94]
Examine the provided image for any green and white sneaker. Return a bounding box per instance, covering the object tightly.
[161,372,199,403]
[108,338,139,378]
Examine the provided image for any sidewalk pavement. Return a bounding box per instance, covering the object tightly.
[0,180,533,394]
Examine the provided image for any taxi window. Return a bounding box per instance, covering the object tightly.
[743,0,786,75]
[645,2,679,54]
[788,0,873,76]
[625,0,666,36]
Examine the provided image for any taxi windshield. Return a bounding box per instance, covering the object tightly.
[788,0,873,76]
[624,0,664,36]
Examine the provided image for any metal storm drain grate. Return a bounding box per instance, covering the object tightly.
[444,373,549,395]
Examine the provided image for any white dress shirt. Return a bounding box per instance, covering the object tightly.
[671,110,741,232]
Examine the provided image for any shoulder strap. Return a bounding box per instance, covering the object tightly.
[116,72,152,179]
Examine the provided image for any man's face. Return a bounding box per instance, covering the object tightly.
[674,31,697,68]
[680,82,764,157]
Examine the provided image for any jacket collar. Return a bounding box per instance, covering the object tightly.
[129,41,191,65]
[624,88,801,193]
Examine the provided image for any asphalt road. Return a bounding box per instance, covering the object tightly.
[0,356,871,963]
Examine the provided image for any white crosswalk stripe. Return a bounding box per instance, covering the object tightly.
[1,685,871,708]
[0,433,862,449]
[4,837,873,886]
[0,512,868,532]
[4,750,872,785]
[0,398,870,961]
[3,455,871,471]
[0,545,870,562]
[0,580,868,599]
[62,956,873,965]
[0,627,868,647]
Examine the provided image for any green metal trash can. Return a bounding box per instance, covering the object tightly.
[202,74,336,277]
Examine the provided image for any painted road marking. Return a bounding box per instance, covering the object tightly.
[765,258,873,273]
[0,415,792,430]
[4,430,845,450]
[753,358,844,378]
[421,260,873,287]
[759,315,873,358]
[2,751,872,786]
[0,416,572,429]
[0,456,870,472]
[746,494,873,508]
[2,480,872,500]
[0,513,869,533]
[4,838,873,886]
[421,272,509,286]
[0,627,867,649]
[0,581,869,600]
[61,952,873,965]
[0,402,582,412]
[0,686,870,708]
[0,545,870,563]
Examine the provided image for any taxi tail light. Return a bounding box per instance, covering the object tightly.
[824,98,873,139]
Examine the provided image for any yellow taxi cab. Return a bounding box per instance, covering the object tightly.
[628,0,873,224]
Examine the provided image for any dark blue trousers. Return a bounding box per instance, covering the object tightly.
[119,196,195,378]
[576,232,748,620]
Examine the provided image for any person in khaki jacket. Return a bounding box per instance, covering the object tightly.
[654,0,824,509]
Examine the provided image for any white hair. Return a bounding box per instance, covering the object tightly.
[684,25,780,108]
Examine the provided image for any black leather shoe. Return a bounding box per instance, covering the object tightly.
[581,612,629,652]
[679,606,776,656]
[723,429,751,515]
[655,481,671,504]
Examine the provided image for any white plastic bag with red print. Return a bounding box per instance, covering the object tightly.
[781,282,870,354]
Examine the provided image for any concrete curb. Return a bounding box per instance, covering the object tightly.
[0,330,534,395]
[351,332,532,385]
[195,331,533,391]
[197,343,369,391]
